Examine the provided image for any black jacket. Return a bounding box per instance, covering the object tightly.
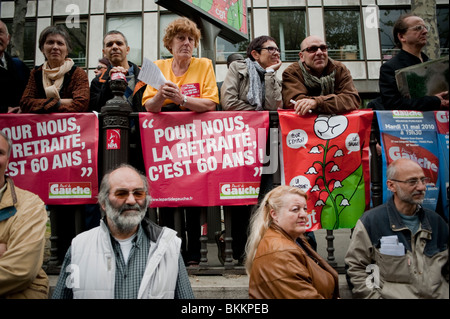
[89,61,146,112]
[379,49,441,110]
[0,52,30,112]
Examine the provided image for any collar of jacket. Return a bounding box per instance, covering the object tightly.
[398,49,430,64]
[0,176,18,222]
[386,196,431,233]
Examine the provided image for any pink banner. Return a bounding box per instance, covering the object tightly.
[0,113,99,205]
[139,111,269,207]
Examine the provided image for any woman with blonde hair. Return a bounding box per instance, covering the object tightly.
[245,185,339,299]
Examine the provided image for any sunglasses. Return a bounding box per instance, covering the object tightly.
[301,45,328,53]
[112,188,147,200]
[96,65,107,70]
[259,46,281,54]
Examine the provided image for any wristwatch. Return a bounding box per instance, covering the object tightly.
[180,95,188,107]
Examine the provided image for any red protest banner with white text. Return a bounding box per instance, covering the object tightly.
[279,110,373,230]
[139,111,269,207]
[0,113,99,205]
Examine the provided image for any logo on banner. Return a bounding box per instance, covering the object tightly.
[49,182,92,199]
[220,182,260,199]
[107,129,120,150]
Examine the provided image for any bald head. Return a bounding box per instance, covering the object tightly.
[299,35,329,76]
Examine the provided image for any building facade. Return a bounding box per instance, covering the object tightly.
[1,0,448,104]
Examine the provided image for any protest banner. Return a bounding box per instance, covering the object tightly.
[434,111,449,219]
[139,111,269,207]
[0,113,99,205]
[278,110,373,231]
[376,110,441,212]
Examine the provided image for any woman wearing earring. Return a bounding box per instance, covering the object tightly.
[245,185,339,299]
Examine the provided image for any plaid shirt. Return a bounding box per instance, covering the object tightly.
[52,222,194,299]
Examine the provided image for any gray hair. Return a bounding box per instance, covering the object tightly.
[0,130,12,158]
[97,164,150,206]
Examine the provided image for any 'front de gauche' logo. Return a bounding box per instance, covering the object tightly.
[220,182,260,199]
[49,182,92,199]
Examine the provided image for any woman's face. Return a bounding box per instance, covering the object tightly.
[271,193,308,240]
[252,40,280,69]
[43,33,68,68]
[170,32,195,60]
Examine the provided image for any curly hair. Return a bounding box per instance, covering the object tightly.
[163,17,201,54]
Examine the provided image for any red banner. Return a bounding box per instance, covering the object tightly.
[278,110,373,230]
[139,111,269,207]
[0,113,99,205]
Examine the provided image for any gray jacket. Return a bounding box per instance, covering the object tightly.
[220,60,282,111]
[345,197,449,299]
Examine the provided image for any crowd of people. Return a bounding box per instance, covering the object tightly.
[0,13,448,299]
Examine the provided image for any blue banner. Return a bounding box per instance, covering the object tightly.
[376,111,441,212]
[434,111,449,220]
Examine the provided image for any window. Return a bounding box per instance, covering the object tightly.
[270,9,306,61]
[57,21,88,68]
[216,10,251,63]
[324,10,363,60]
[107,16,142,64]
[5,20,36,69]
[437,7,449,56]
[378,8,408,61]
[216,36,249,63]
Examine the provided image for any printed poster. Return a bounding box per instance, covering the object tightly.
[434,111,449,220]
[0,113,99,205]
[139,111,269,207]
[279,110,373,230]
[376,110,440,212]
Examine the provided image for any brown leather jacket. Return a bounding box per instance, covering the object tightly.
[249,224,339,299]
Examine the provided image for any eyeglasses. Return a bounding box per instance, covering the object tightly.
[112,188,147,200]
[390,177,430,187]
[259,46,281,54]
[301,45,328,53]
[96,65,107,70]
[407,25,428,32]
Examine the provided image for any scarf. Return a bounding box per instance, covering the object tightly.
[298,59,336,95]
[246,58,266,111]
[42,58,74,99]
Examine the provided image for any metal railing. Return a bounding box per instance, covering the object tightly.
[45,81,382,276]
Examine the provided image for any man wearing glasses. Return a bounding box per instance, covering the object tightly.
[282,35,361,115]
[377,14,449,110]
[345,158,449,299]
[52,164,194,299]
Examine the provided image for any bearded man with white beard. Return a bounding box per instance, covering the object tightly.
[345,158,449,299]
[52,164,194,299]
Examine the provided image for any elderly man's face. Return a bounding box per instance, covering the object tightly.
[103,167,148,233]
[0,22,10,56]
[299,36,329,76]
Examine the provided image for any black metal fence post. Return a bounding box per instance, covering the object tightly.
[100,78,132,174]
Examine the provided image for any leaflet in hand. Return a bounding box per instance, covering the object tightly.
[137,58,167,89]
[379,235,405,256]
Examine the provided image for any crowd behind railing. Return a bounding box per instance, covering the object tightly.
[0,14,448,300]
